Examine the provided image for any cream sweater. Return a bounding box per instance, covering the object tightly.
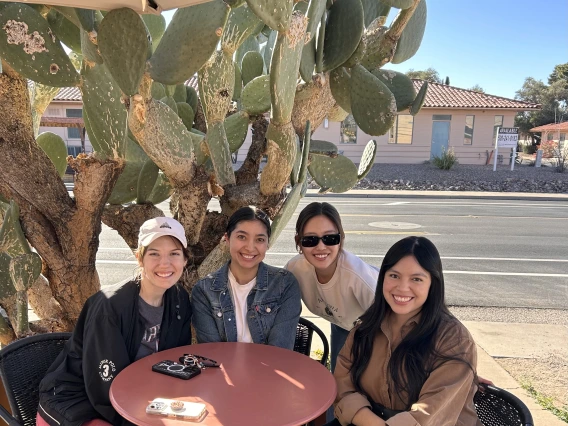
[285,250,379,330]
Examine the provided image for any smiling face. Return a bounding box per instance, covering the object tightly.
[300,215,341,281]
[382,255,432,324]
[138,236,187,295]
[226,219,269,281]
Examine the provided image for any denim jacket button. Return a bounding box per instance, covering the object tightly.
[266,307,271,313]
[217,312,222,318]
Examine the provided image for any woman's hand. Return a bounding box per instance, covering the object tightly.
[477,375,494,391]
[352,407,386,426]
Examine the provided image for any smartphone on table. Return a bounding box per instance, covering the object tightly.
[146,398,207,421]
[151,360,201,380]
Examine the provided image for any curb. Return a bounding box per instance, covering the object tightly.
[304,189,568,202]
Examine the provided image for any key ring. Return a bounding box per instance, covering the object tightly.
[180,354,220,369]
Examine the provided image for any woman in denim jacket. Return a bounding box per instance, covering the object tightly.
[191,207,302,350]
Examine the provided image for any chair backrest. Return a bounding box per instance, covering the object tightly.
[0,333,71,426]
[474,384,534,426]
[293,317,329,367]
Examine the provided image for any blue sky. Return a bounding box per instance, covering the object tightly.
[164,0,567,99]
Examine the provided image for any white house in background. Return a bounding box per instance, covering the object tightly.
[41,80,540,165]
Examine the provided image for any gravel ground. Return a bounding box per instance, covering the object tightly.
[353,162,568,193]
[449,306,568,325]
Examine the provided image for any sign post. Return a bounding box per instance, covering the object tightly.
[494,127,519,171]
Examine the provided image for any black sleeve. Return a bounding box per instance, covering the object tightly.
[82,313,132,425]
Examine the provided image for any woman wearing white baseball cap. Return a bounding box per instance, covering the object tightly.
[38,217,193,426]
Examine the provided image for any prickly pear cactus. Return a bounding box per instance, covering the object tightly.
[0,0,429,337]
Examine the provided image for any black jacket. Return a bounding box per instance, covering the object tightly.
[38,280,192,426]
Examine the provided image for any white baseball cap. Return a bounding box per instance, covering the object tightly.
[138,217,187,248]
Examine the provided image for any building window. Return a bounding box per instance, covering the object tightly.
[340,114,357,144]
[389,115,414,144]
[560,133,566,142]
[323,117,329,129]
[432,114,452,121]
[66,109,83,139]
[464,115,475,145]
[547,132,554,141]
[493,115,504,140]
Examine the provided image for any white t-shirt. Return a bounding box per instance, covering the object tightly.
[228,269,256,343]
[285,250,379,331]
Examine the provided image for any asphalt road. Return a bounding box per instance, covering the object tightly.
[97,196,568,310]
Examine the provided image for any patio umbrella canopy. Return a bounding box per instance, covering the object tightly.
[0,0,212,13]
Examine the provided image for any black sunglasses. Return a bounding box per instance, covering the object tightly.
[300,234,341,248]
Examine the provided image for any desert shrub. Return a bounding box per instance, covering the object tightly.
[432,147,458,170]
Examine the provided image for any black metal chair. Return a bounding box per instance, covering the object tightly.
[294,317,329,367]
[0,332,71,426]
[474,384,534,426]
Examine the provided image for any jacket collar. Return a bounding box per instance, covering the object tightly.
[209,261,269,291]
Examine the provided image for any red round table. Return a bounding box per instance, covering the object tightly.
[110,342,336,426]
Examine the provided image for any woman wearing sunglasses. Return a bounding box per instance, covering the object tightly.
[192,206,302,350]
[285,202,379,373]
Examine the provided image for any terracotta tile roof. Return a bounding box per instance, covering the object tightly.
[412,80,541,110]
[54,86,82,101]
[52,76,200,101]
[529,122,568,132]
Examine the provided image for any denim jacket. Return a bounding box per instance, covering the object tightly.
[191,261,301,350]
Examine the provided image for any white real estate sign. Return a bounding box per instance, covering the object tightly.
[493,127,519,171]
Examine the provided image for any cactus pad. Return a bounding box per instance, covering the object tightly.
[151,82,166,100]
[186,86,199,113]
[128,98,195,186]
[98,8,149,96]
[308,154,358,193]
[46,9,81,53]
[380,0,414,9]
[204,121,236,186]
[36,132,68,177]
[225,111,250,152]
[330,67,352,113]
[150,1,230,85]
[392,0,427,64]
[9,253,42,292]
[0,3,79,87]
[147,172,173,205]
[173,84,187,103]
[199,50,235,124]
[270,181,302,245]
[327,103,349,122]
[235,34,260,70]
[260,121,297,195]
[221,4,263,55]
[410,80,428,116]
[177,102,195,131]
[0,201,31,256]
[300,36,316,83]
[371,69,416,111]
[350,64,396,136]
[322,0,364,72]
[357,139,377,180]
[245,0,293,32]
[270,12,308,125]
[142,14,166,53]
[242,75,271,115]
[310,140,338,157]
[137,159,160,204]
[361,0,391,27]
[160,96,178,114]
[241,50,264,86]
[306,0,326,41]
[233,64,243,101]
[81,62,127,158]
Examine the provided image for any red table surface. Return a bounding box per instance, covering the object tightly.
[110,342,337,426]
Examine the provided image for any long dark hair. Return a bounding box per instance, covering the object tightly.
[350,236,472,408]
[294,202,345,251]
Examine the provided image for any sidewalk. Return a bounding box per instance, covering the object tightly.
[304,188,568,201]
[303,306,568,425]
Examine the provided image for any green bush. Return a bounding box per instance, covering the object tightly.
[522,143,537,154]
[432,147,458,170]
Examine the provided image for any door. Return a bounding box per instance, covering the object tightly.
[431,121,450,158]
